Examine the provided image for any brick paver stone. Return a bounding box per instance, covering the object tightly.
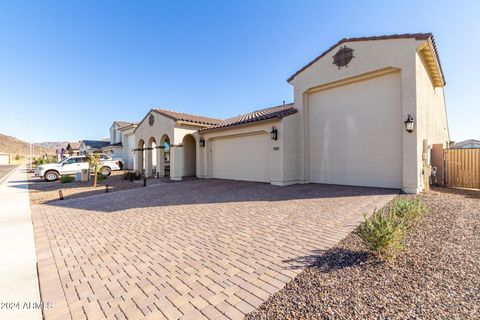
[31,179,396,319]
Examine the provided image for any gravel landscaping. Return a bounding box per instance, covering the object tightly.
[26,171,175,204]
[247,187,480,319]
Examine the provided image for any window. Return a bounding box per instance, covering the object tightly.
[63,158,78,164]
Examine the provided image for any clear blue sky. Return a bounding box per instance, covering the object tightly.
[0,0,478,143]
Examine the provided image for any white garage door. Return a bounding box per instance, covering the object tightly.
[211,133,270,182]
[0,154,10,165]
[309,72,402,188]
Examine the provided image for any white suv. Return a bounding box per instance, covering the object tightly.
[35,155,120,182]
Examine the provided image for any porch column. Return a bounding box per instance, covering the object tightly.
[170,145,183,181]
[134,149,143,172]
[157,146,165,177]
[145,147,153,177]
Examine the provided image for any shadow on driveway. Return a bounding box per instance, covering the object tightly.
[39,178,399,212]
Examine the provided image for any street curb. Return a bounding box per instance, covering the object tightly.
[0,165,20,186]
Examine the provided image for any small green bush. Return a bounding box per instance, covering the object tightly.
[97,173,107,182]
[34,157,45,165]
[123,171,142,182]
[391,198,425,225]
[358,209,407,260]
[60,175,75,184]
[358,198,425,260]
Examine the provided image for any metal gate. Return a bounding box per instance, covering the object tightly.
[444,148,480,189]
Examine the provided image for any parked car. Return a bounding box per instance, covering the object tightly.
[35,155,120,182]
[97,153,124,170]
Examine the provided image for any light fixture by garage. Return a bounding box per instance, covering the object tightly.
[404,114,415,133]
[270,127,278,140]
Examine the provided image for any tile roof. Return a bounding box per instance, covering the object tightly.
[452,139,480,148]
[81,140,111,149]
[153,109,224,126]
[115,121,136,128]
[287,33,444,83]
[199,103,297,132]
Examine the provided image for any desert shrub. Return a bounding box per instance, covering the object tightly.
[358,198,425,260]
[46,156,58,163]
[123,171,142,182]
[34,157,45,165]
[391,198,425,225]
[97,173,107,182]
[357,209,407,260]
[60,175,75,183]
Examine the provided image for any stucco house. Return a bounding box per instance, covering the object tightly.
[133,33,449,194]
[55,142,80,159]
[79,140,110,154]
[101,121,137,168]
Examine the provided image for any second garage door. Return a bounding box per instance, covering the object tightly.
[210,133,270,182]
[308,72,402,189]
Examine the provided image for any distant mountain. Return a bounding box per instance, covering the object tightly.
[0,133,56,157]
[36,141,71,150]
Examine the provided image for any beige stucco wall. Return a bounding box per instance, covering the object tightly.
[134,112,176,147]
[119,126,136,169]
[415,51,449,191]
[277,113,300,185]
[290,37,438,193]
[134,111,176,175]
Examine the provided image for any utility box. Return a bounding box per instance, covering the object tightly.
[81,169,89,182]
[75,172,82,182]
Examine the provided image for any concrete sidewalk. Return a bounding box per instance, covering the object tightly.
[0,167,42,320]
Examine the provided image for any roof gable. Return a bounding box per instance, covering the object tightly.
[153,108,223,126]
[287,33,444,86]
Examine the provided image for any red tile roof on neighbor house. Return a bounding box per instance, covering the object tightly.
[287,33,445,84]
[199,103,297,132]
[153,108,224,126]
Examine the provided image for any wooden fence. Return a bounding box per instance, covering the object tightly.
[444,148,480,189]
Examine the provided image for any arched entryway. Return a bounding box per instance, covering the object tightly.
[158,134,170,177]
[182,134,196,177]
[146,137,157,177]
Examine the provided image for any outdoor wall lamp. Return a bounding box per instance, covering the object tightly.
[270,127,278,140]
[404,114,415,133]
[199,138,205,147]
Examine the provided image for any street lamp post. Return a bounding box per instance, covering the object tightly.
[9,116,33,171]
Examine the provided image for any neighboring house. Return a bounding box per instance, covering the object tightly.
[133,33,449,194]
[55,142,80,159]
[118,122,138,169]
[79,140,110,154]
[101,121,137,168]
[452,139,480,149]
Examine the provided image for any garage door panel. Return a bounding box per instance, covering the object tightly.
[309,72,402,189]
[211,134,270,182]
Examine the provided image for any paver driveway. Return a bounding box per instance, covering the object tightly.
[32,179,397,320]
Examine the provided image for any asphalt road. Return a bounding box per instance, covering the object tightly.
[0,165,17,184]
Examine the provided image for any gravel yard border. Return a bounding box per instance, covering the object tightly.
[247,187,480,320]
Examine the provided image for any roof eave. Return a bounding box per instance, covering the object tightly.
[199,109,298,134]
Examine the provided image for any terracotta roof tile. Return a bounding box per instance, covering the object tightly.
[152,108,223,125]
[200,103,296,132]
[287,33,445,84]
[115,121,136,128]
